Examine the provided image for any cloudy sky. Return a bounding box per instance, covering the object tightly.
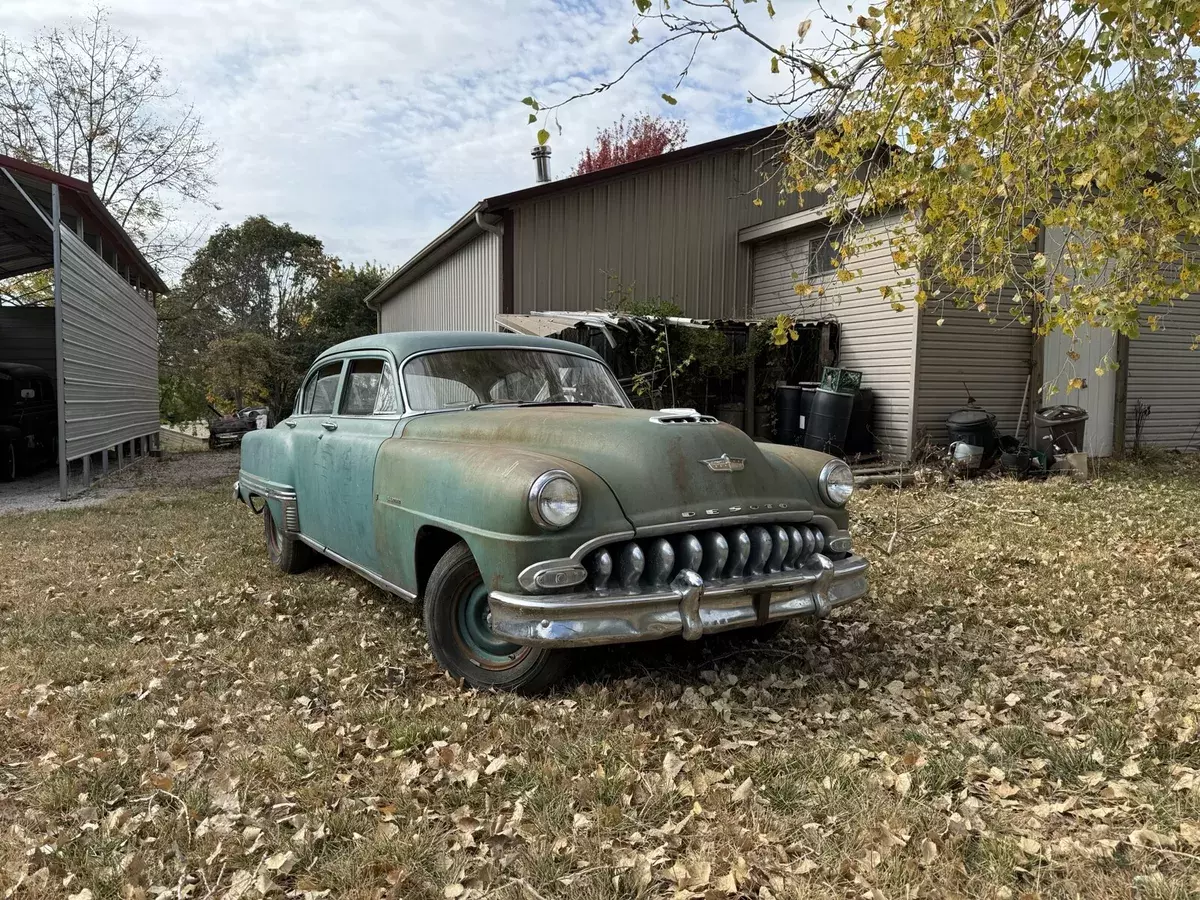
[5,0,807,273]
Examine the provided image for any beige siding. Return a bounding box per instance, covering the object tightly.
[511,136,807,319]
[58,229,160,460]
[379,231,500,332]
[750,212,920,458]
[1125,297,1200,450]
[913,287,1035,449]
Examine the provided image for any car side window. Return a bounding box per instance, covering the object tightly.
[301,361,343,415]
[339,359,385,416]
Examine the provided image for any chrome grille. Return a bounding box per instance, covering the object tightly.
[584,522,828,592]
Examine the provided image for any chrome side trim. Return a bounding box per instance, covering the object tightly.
[296,534,417,600]
[237,473,300,535]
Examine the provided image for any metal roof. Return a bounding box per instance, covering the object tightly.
[0,154,169,295]
[314,329,605,363]
[363,125,785,311]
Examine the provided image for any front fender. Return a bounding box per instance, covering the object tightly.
[373,438,634,595]
[757,443,850,530]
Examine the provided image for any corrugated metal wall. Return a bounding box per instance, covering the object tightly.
[59,229,160,460]
[0,307,56,375]
[750,211,919,458]
[1125,295,1200,450]
[912,280,1035,449]
[510,138,797,319]
[379,231,501,333]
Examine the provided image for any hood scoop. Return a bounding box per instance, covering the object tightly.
[649,408,718,425]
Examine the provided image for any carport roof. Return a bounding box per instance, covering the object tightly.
[0,154,168,295]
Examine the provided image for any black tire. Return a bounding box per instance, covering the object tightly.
[0,442,16,482]
[423,541,569,693]
[264,504,312,574]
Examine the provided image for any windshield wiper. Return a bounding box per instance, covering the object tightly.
[516,400,597,407]
[465,400,523,411]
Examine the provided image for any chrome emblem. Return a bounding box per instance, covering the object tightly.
[701,453,745,473]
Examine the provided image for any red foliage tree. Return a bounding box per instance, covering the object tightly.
[572,113,688,175]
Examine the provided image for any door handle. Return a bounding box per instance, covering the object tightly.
[285,420,297,428]
[321,420,338,431]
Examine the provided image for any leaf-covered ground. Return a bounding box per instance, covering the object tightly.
[2,452,1199,900]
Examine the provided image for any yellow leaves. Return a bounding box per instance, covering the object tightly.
[752,197,763,207]
[770,56,779,75]
[919,838,939,867]
[1072,170,1095,188]
[731,776,754,802]
[1067,377,1084,391]
[1021,224,1039,243]
[893,28,916,49]
[797,18,812,40]
[1000,151,1016,178]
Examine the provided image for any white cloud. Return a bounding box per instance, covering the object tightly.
[4,0,820,273]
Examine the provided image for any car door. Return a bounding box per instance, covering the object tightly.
[290,358,346,551]
[306,354,403,576]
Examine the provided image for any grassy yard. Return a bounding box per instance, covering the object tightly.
[2,453,1199,900]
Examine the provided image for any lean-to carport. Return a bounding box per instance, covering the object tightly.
[0,155,167,500]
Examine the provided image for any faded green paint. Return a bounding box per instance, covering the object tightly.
[240,332,849,601]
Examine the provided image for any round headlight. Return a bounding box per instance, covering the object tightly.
[818,459,855,506]
[528,470,580,529]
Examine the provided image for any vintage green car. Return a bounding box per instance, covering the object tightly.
[236,332,868,691]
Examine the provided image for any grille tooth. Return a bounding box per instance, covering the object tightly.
[784,526,804,569]
[811,526,825,555]
[646,538,675,586]
[800,525,816,560]
[618,542,645,590]
[725,528,750,578]
[766,525,788,573]
[676,533,703,573]
[699,531,728,580]
[589,548,613,590]
[746,526,771,577]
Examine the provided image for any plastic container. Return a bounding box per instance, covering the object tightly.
[803,387,855,456]
[1035,405,1088,455]
[845,387,876,457]
[946,406,998,459]
[820,366,863,394]
[774,386,805,445]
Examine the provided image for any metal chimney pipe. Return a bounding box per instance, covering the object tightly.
[532,146,551,183]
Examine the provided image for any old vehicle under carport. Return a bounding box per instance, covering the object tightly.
[235,332,868,691]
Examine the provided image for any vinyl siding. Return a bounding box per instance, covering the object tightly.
[913,246,1036,449]
[0,307,56,376]
[379,231,500,333]
[1124,292,1200,451]
[510,135,805,319]
[750,211,920,458]
[58,228,160,459]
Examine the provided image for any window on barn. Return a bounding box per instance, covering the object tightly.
[808,227,847,277]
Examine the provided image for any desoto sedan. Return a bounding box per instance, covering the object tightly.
[235,332,868,691]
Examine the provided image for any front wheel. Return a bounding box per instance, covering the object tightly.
[423,541,569,693]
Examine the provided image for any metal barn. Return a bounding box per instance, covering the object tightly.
[0,155,167,499]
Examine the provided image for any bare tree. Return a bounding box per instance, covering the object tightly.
[0,7,216,268]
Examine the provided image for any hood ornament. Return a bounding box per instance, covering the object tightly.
[701,453,745,473]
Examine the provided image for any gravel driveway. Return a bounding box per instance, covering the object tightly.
[0,449,240,515]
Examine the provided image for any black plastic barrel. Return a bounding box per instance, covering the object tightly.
[797,385,817,443]
[845,387,876,457]
[774,386,805,445]
[803,387,855,456]
[946,407,998,459]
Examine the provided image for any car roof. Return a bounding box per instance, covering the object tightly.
[314,331,604,364]
[0,362,51,379]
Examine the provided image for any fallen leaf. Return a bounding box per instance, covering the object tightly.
[732,777,753,802]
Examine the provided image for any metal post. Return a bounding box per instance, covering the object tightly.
[102,446,109,475]
[82,454,91,486]
[51,184,68,501]
[117,442,124,468]
[1112,333,1130,457]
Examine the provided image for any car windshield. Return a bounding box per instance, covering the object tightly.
[403,348,628,412]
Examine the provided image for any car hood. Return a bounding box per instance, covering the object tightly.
[401,406,818,530]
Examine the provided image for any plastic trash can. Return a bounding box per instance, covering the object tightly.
[1035,405,1088,455]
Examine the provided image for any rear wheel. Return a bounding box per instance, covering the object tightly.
[264,504,312,574]
[0,442,16,482]
[423,541,569,692]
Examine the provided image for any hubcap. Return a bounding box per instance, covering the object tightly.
[457,582,525,668]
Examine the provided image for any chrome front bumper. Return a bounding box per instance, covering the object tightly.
[488,552,868,648]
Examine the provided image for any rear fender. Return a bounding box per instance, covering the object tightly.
[237,426,304,533]
[373,438,633,596]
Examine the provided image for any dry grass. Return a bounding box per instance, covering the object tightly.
[2,452,1199,900]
